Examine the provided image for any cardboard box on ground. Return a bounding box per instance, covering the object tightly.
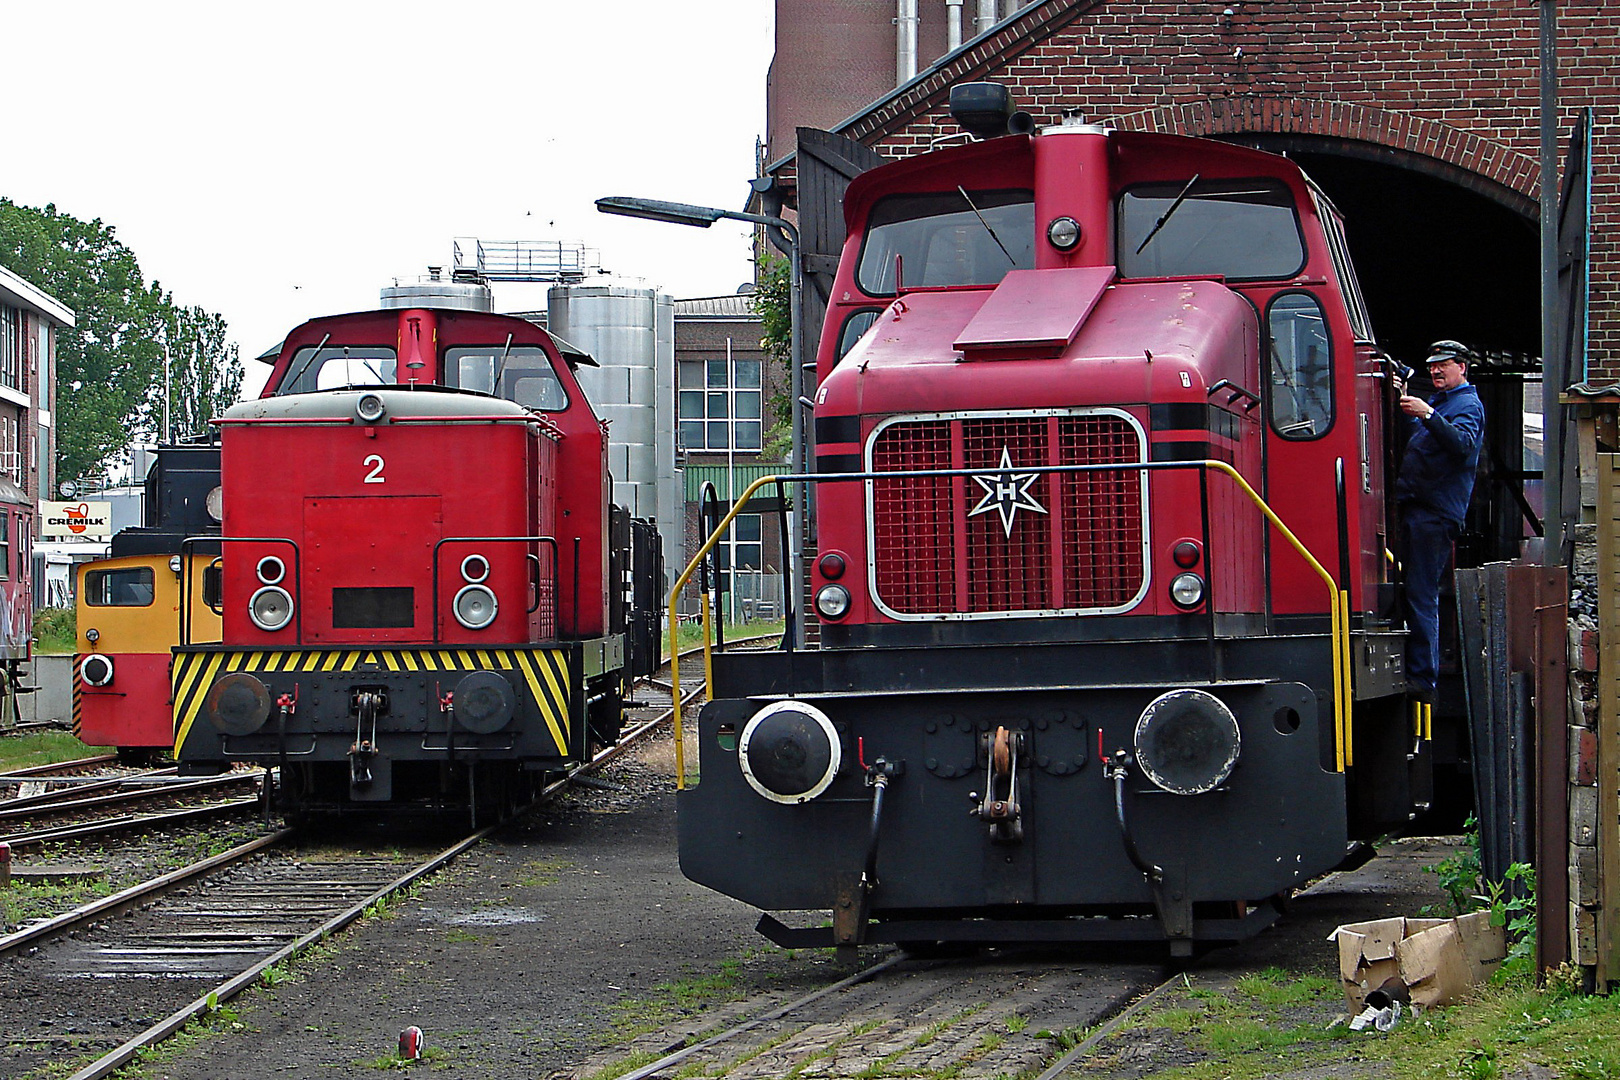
[1331,911,1507,1011]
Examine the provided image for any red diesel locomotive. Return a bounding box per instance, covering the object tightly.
[173,305,661,819]
[679,85,1419,954]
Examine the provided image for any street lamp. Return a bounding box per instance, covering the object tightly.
[595,195,806,648]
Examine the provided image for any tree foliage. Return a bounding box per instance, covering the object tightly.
[162,305,243,443]
[750,252,792,461]
[0,198,245,484]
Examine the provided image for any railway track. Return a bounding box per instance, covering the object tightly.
[569,951,1167,1080]
[1,634,766,1080]
[0,768,268,850]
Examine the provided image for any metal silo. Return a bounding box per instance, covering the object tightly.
[547,283,680,588]
[380,267,494,312]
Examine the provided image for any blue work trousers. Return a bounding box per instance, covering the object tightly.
[1402,504,1460,692]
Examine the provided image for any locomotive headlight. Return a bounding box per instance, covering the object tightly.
[1170,572,1205,609]
[454,584,498,630]
[1134,688,1241,795]
[249,586,295,631]
[205,672,272,735]
[205,485,223,523]
[355,392,387,423]
[169,555,183,574]
[460,553,490,583]
[738,700,842,804]
[814,584,851,620]
[256,556,286,585]
[817,552,846,580]
[81,653,114,687]
[85,627,100,644]
[1046,215,1081,250]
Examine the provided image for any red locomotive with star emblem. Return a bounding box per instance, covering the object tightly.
[679,85,1436,955]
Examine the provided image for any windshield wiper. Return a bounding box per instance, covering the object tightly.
[492,333,515,392]
[1134,174,1202,255]
[957,186,1017,266]
[279,333,331,394]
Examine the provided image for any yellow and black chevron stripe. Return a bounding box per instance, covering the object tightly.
[71,657,83,741]
[172,646,573,757]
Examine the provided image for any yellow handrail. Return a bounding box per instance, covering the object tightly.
[663,462,1355,787]
[666,474,786,789]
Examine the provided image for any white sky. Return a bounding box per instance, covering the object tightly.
[1,2,775,389]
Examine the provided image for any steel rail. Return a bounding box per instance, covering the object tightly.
[61,824,500,1080]
[0,797,265,850]
[0,768,179,811]
[0,770,262,823]
[0,830,292,958]
[615,954,907,1080]
[1031,970,1181,1080]
[0,754,119,780]
[39,640,768,1079]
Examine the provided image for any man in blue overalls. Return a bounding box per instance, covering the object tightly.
[1395,340,1486,700]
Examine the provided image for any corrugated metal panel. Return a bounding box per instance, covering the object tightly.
[684,464,788,502]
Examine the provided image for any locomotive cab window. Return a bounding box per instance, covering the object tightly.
[85,567,155,607]
[278,346,397,395]
[1118,178,1305,281]
[445,346,568,412]
[837,309,882,361]
[856,189,1034,295]
[1267,292,1334,440]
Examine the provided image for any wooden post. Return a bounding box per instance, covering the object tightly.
[1593,452,1620,985]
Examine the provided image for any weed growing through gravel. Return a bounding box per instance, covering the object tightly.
[606,958,748,1041]
[362,1045,449,1070]
[514,856,572,887]
[1096,969,1352,1080]
[0,820,273,928]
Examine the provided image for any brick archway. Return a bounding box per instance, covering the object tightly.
[1104,97,1538,219]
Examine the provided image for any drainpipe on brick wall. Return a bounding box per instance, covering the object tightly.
[896,0,918,84]
[946,0,962,52]
[1539,0,1565,566]
[976,0,996,36]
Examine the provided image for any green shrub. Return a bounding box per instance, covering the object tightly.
[33,606,76,654]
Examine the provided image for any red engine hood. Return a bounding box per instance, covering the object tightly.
[820,273,1258,418]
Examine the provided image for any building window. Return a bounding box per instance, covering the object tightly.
[0,307,20,392]
[679,352,762,452]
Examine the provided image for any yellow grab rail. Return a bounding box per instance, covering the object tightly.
[666,475,787,788]
[664,461,1356,788]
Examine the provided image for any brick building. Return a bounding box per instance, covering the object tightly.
[769,0,1614,381]
[767,0,1037,162]
[0,263,70,511]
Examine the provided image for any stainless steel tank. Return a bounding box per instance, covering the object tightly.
[547,284,680,584]
[380,268,493,312]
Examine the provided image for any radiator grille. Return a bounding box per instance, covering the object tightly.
[869,412,1146,616]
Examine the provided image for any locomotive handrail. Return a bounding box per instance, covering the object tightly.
[430,536,560,640]
[666,460,1355,788]
[178,536,302,647]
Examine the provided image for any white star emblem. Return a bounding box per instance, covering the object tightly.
[968,447,1047,537]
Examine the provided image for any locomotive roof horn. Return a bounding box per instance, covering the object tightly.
[949,81,1035,139]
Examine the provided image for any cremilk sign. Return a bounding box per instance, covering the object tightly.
[42,501,113,539]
